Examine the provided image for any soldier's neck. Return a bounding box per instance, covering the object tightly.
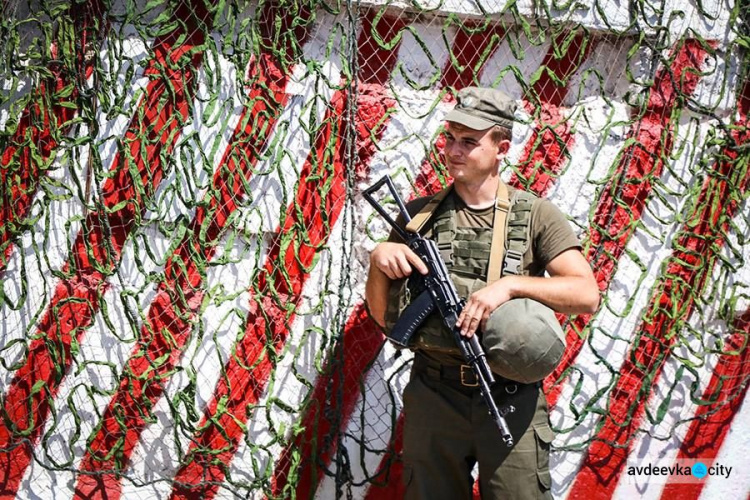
[452,175,500,210]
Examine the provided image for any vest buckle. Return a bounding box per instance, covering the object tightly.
[495,197,511,212]
[460,365,479,387]
[503,249,523,276]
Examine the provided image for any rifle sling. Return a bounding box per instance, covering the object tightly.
[405,185,452,234]
[487,181,511,285]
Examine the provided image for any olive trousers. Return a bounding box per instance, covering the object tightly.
[402,356,554,500]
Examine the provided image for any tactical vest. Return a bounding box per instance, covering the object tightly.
[385,187,538,354]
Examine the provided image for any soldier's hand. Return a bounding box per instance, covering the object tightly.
[370,242,429,280]
[456,278,514,337]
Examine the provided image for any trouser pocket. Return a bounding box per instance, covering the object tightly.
[533,422,555,490]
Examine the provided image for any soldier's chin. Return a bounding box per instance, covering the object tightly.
[447,164,466,178]
[449,170,470,182]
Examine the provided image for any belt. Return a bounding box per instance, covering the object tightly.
[412,355,519,394]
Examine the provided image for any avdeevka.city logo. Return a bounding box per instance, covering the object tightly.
[626,459,732,483]
[691,462,708,479]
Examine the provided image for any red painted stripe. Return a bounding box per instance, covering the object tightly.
[413,133,451,196]
[567,50,746,500]
[530,31,593,108]
[168,87,350,500]
[0,3,107,275]
[0,3,211,495]
[73,57,293,500]
[358,10,407,86]
[268,20,406,496]
[73,4,315,496]
[657,79,750,500]
[441,21,505,90]
[544,39,712,409]
[658,310,750,500]
[509,31,594,196]
[269,82,397,499]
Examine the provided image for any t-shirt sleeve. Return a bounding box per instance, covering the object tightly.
[530,199,582,268]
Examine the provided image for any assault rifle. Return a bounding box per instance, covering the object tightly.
[364,175,515,447]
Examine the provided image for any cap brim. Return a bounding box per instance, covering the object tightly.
[444,109,496,130]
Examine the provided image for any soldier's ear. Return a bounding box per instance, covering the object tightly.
[495,139,510,159]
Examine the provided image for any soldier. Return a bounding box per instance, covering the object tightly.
[365,87,600,499]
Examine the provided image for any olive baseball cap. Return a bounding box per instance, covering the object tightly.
[444,87,517,130]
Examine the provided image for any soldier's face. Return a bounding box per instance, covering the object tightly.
[443,122,507,184]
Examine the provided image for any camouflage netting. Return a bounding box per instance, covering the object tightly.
[0,0,748,498]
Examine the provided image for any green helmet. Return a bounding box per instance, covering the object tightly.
[482,298,565,384]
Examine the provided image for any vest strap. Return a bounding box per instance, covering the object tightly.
[405,185,453,234]
[487,181,511,285]
[504,192,535,276]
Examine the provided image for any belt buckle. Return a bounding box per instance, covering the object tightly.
[460,365,479,387]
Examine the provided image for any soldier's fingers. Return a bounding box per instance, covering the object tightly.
[396,254,413,277]
[458,303,474,327]
[464,315,481,337]
[380,257,401,279]
[390,257,409,279]
[459,303,478,333]
[405,248,429,275]
[468,304,490,335]
[382,265,398,280]
[375,256,394,277]
[456,309,466,328]
[457,303,474,328]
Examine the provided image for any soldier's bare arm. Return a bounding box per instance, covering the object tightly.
[365,268,389,327]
